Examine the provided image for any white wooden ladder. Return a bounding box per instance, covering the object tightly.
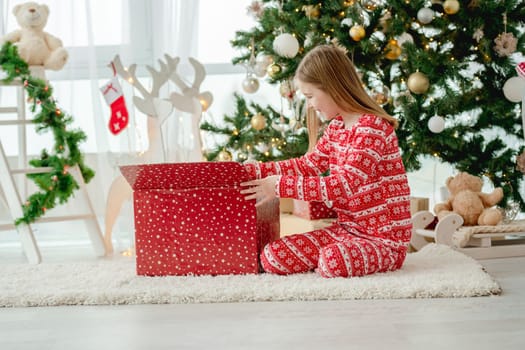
[0,79,106,263]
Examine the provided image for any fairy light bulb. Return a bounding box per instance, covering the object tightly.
[199,98,209,111]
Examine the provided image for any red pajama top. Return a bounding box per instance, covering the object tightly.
[245,114,412,246]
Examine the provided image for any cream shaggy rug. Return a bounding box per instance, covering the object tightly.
[0,244,501,307]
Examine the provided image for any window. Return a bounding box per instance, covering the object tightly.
[197,0,255,65]
[0,0,263,155]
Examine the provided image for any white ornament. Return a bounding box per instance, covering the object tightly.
[503,76,525,103]
[304,31,315,47]
[255,142,270,153]
[273,33,300,58]
[396,32,414,46]
[254,54,272,77]
[428,115,445,133]
[253,62,267,77]
[341,18,353,27]
[417,8,434,24]
[272,118,291,133]
[242,75,260,94]
[256,53,273,68]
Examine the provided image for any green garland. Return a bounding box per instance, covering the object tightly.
[0,42,95,225]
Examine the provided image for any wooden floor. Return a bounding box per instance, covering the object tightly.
[0,247,523,350]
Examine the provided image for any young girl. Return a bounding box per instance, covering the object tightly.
[240,45,412,278]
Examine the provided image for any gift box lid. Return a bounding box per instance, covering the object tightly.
[120,162,250,190]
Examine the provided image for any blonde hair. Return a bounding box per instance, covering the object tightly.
[295,45,398,128]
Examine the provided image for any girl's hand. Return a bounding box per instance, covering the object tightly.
[240,175,279,207]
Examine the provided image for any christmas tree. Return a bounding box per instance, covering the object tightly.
[201,92,310,162]
[204,0,525,209]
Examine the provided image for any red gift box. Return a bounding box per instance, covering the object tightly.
[120,162,280,276]
[292,199,337,220]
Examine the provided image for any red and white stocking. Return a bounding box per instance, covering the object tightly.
[100,76,129,135]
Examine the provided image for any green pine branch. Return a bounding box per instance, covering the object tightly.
[0,42,95,225]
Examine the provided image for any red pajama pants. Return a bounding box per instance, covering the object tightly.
[260,224,407,278]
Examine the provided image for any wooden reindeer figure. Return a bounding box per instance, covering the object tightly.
[103,55,213,254]
[103,54,176,254]
[168,57,213,162]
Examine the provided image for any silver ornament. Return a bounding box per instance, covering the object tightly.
[242,76,260,94]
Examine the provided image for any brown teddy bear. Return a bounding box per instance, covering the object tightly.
[434,172,503,226]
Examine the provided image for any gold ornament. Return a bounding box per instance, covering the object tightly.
[216,150,232,162]
[384,39,401,60]
[251,113,267,131]
[349,25,366,41]
[267,63,282,78]
[302,5,320,19]
[443,0,460,15]
[407,72,430,94]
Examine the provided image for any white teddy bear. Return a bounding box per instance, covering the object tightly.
[0,2,68,71]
